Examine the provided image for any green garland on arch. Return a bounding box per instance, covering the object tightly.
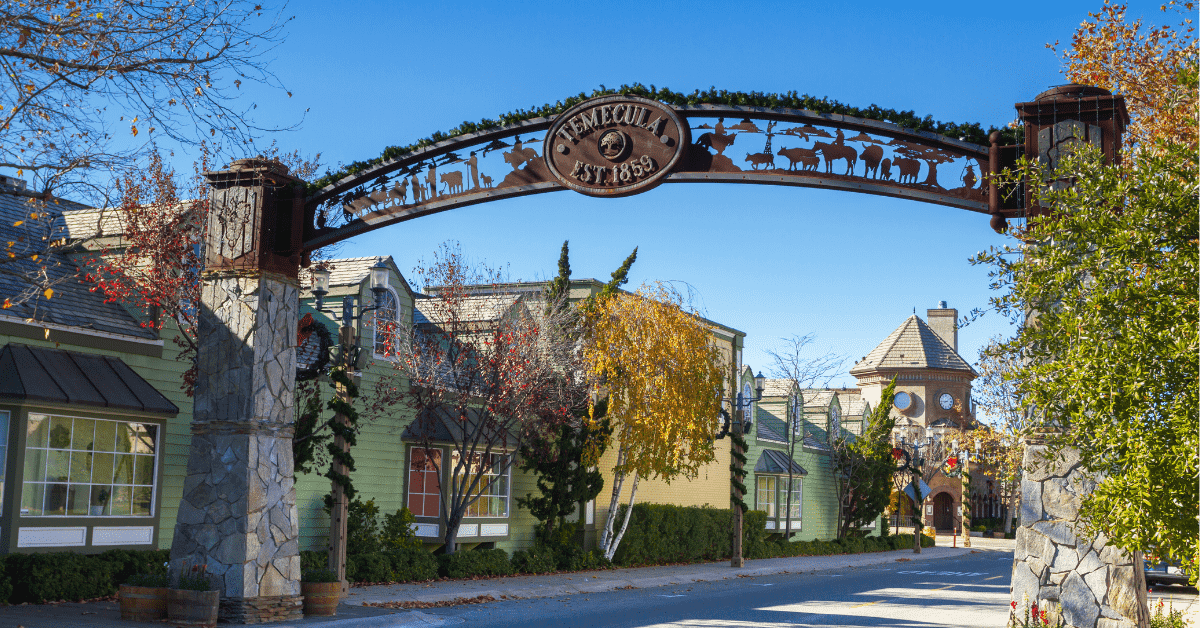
[323,367,360,507]
[305,83,1021,194]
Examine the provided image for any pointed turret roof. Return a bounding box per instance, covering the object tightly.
[849,315,976,377]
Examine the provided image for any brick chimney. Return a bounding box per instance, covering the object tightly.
[927,301,958,353]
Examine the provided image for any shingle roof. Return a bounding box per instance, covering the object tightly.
[299,256,414,298]
[761,379,796,398]
[849,315,976,376]
[0,190,155,339]
[801,389,836,410]
[414,294,522,325]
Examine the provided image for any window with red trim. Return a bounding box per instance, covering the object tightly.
[407,447,441,517]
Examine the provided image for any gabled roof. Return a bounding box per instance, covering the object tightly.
[300,256,414,296]
[849,315,976,376]
[0,343,178,414]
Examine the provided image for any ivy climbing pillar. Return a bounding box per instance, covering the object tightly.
[170,159,305,624]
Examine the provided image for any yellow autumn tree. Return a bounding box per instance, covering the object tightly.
[583,282,725,561]
[1051,1,1198,154]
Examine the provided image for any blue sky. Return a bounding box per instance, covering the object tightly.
[213,1,1167,388]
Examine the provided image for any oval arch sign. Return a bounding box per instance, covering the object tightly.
[544,95,689,197]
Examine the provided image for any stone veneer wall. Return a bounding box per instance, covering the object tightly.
[1011,432,1148,628]
[170,274,303,624]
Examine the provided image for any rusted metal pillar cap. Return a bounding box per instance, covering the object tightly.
[228,157,290,175]
[1034,84,1113,102]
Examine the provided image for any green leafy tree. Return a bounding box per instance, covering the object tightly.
[973,138,1198,581]
[830,379,898,538]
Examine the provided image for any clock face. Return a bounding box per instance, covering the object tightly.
[893,392,912,411]
[939,393,955,410]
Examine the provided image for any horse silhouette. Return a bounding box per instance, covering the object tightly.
[813,141,858,175]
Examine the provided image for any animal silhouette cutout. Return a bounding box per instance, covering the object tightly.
[387,181,408,204]
[880,158,892,181]
[504,136,539,170]
[861,145,884,178]
[893,157,920,183]
[745,152,775,170]
[480,174,493,188]
[778,147,819,171]
[695,130,737,155]
[813,141,858,175]
[441,171,464,194]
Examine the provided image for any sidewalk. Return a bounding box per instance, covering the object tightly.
[0,543,996,628]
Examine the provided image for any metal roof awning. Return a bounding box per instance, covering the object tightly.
[755,449,808,475]
[0,343,179,415]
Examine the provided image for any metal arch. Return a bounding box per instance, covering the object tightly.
[302,102,993,253]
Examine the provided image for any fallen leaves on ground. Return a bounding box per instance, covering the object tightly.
[364,595,497,609]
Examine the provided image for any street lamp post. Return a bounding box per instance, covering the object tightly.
[717,371,764,568]
[309,260,390,595]
[894,434,934,554]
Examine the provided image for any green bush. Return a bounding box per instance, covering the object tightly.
[347,553,391,583]
[512,545,557,574]
[124,573,169,587]
[6,553,120,603]
[437,548,514,579]
[386,547,438,582]
[612,504,768,565]
[300,550,326,575]
[99,549,169,587]
[302,568,338,583]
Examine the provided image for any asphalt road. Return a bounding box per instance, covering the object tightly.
[424,549,1015,628]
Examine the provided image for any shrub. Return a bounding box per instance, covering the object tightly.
[612,504,768,565]
[346,553,391,583]
[300,550,326,575]
[512,545,557,574]
[124,573,169,587]
[386,547,438,582]
[5,552,119,603]
[437,548,514,579]
[380,507,423,551]
[99,549,168,587]
[302,568,338,583]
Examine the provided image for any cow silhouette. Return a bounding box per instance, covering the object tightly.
[695,131,736,155]
[778,147,819,171]
[441,171,464,194]
[861,145,884,178]
[745,152,775,170]
[812,141,858,175]
[880,158,892,181]
[893,157,920,184]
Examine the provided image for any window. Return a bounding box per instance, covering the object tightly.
[373,289,400,358]
[0,411,9,515]
[22,414,158,517]
[829,405,841,439]
[784,477,802,519]
[407,447,441,518]
[451,451,509,518]
[756,475,776,518]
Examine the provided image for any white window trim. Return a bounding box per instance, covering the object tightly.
[371,286,403,360]
[22,412,160,518]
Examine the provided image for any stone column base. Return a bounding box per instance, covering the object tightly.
[219,595,304,624]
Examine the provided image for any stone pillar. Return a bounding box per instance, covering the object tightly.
[1010,430,1148,628]
[170,160,306,624]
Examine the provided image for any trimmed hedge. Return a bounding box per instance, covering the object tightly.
[756,533,930,559]
[611,504,768,566]
[437,548,514,579]
[0,549,169,604]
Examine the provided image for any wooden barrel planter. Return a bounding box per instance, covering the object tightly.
[118,585,168,621]
[302,581,342,616]
[166,589,220,627]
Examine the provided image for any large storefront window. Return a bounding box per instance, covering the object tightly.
[22,414,158,517]
[407,447,441,518]
[451,452,509,518]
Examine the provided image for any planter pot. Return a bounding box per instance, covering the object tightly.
[302,581,342,617]
[118,584,168,622]
[167,588,219,627]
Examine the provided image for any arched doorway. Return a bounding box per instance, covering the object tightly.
[933,492,955,531]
